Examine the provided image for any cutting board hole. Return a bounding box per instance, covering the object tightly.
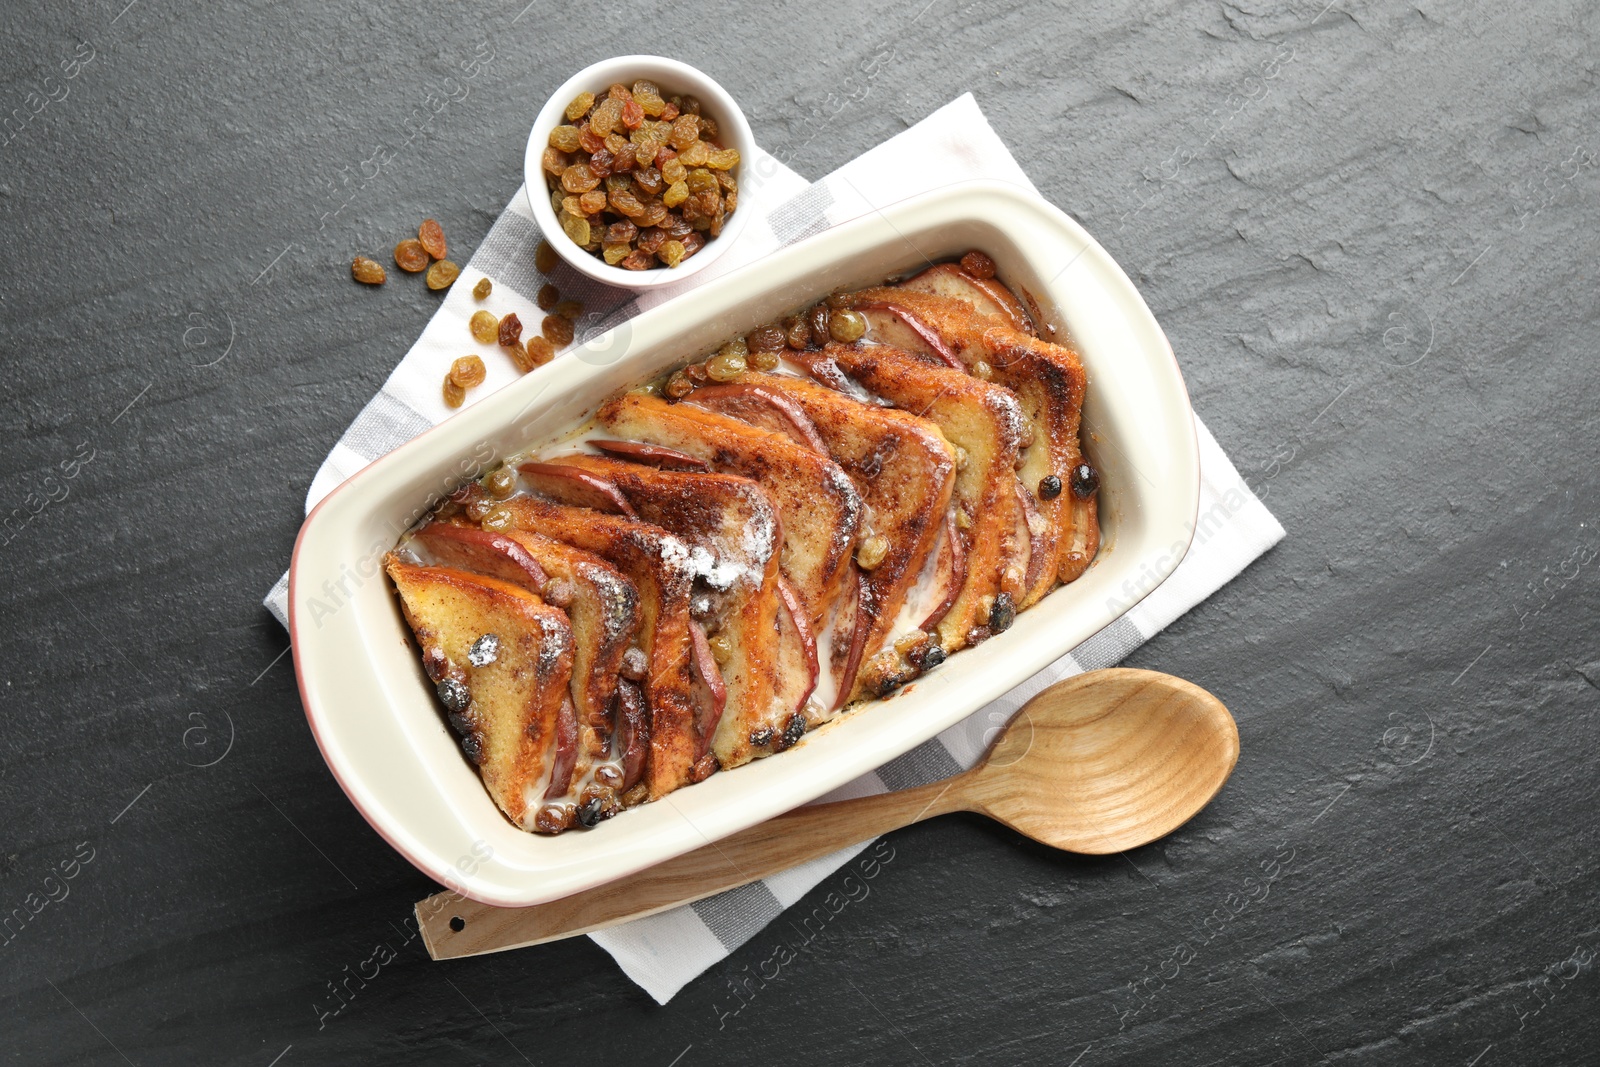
[449,916,466,932]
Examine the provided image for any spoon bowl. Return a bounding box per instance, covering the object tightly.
[971,670,1238,853]
[417,668,1239,960]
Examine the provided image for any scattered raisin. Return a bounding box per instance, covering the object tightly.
[552,299,583,319]
[972,360,994,380]
[807,304,831,345]
[449,355,486,388]
[470,310,499,344]
[472,277,492,300]
[437,677,470,711]
[1070,463,1099,499]
[351,256,386,284]
[508,341,534,374]
[785,317,811,350]
[960,250,997,279]
[524,335,555,367]
[535,240,558,274]
[442,376,466,408]
[485,468,517,499]
[1038,474,1063,500]
[537,283,560,310]
[498,312,522,348]
[467,633,501,665]
[425,260,460,290]
[989,592,1016,633]
[747,324,786,353]
[543,315,575,346]
[747,347,780,371]
[706,350,746,381]
[419,218,447,259]
[394,239,429,273]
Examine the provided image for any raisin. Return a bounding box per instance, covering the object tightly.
[579,189,608,215]
[659,239,686,267]
[578,127,605,153]
[699,115,720,139]
[707,148,740,170]
[561,163,600,194]
[576,796,614,829]
[678,141,710,168]
[561,195,584,218]
[633,80,664,116]
[680,231,705,257]
[630,167,662,195]
[972,360,994,380]
[706,350,746,381]
[543,315,575,346]
[442,376,466,408]
[437,678,471,711]
[747,347,779,371]
[857,534,890,570]
[636,200,667,227]
[351,256,386,284]
[780,712,806,748]
[989,592,1016,632]
[470,310,499,344]
[449,355,486,388]
[472,277,491,300]
[498,312,522,348]
[552,299,583,319]
[589,98,623,137]
[785,317,811,350]
[425,260,460,290]
[419,218,447,259]
[589,149,614,178]
[1070,463,1099,499]
[1038,474,1062,500]
[603,243,630,265]
[525,335,555,367]
[537,283,560,310]
[549,125,582,152]
[672,115,704,150]
[485,469,516,499]
[508,340,534,373]
[609,186,645,218]
[808,304,831,344]
[564,91,594,122]
[460,733,485,765]
[960,250,996,278]
[620,97,644,130]
[394,239,429,272]
[660,101,679,121]
[620,249,655,270]
[661,157,687,185]
[687,168,718,194]
[665,370,693,398]
[606,219,638,244]
[535,240,557,274]
[613,143,637,173]
[663,180,689,208]
[562,214,592,245]
[747,324,786,353]
[467,633,501,666]
[638,227,667,254]
[829,309,867,343]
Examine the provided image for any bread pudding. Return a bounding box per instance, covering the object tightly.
[385,253,1101,833]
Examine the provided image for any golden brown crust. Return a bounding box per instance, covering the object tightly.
[597,393,862,630]
[818,342,1026,652]
[384,557,574,830]
[484,496,701,800]
[690,370,956,704]
[539,454,790,769]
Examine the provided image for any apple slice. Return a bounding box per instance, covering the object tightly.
[898,261,1032,333]
[588,439,711,471]
[518,461,639,518]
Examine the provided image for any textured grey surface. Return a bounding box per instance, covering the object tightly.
[3,0,1597,1063]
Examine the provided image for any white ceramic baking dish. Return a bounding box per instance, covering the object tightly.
[289,180,1200,907]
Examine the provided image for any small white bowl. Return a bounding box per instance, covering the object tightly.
[525,55,756,290]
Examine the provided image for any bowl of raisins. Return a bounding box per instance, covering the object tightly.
[526,56,756,289]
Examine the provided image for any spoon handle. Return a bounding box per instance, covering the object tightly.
[417,774,971,960]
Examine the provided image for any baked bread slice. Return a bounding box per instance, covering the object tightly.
[596,393,862,632]
[410,522,640,770]
[838,285,1099,599]
[522,455,793,770]
[812,341,1028,653]
[384,557,574,833]
[686,370,956,705]
[485,495,703,802]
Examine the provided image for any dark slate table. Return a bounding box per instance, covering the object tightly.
[4,1,1597,1063]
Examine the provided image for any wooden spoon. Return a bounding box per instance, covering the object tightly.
[416,668,1238,960]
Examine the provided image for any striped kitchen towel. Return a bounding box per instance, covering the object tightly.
[264,93,1286,1003]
